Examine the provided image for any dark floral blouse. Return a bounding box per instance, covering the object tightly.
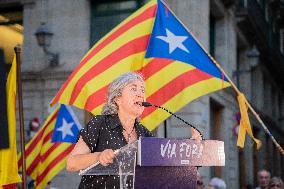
[78,114,152,189]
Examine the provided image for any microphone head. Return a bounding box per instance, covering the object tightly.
[142,102,152,107]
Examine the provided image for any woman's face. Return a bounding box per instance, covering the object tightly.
[270,182,282,189]
[116,79,146,117]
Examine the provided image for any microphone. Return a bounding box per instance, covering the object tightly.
[141,101,152,107]
[142,102,204,140]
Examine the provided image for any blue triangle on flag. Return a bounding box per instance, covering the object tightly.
[145,0,227,81]
[51,105,82,143]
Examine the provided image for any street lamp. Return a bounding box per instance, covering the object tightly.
[233,45,260,89]
[246,45,260,68]
[233,45,260,77]
[35,22,59,67]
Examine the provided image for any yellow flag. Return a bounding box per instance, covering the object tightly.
[0,55,22,186]
[237,93,261,149]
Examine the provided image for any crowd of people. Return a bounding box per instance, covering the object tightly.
[255,169,283,189]
[196,169,283,189]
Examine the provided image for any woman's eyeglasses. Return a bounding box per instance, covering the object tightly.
[271,183,281,187]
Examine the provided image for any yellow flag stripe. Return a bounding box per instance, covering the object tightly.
[22,119,56,168]
[40,143,70,161]
[58,16,155,105]
[87,62,195,114]
[18,106,60,180]
[145,62,196,97]
[73,52,149,108]
[91,104,104,116]
[142,78,231,130]
[24,106,59,150]
[36,158,67,189]
[36,145,74,188]
[80,18,154,73]
[81,0,157,60]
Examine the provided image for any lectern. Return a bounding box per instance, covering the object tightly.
[80,137,225,189]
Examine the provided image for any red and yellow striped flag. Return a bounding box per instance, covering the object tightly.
[18,106,76,189]
[51,0,230,130]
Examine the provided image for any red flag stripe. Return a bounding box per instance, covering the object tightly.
[19,129,53,168]
[85,58,174,112]
[18,112,58,167]
[25,112,58,156]
[79,5,156,67]
[29,135,58,172]
[42,130,53,144]
[2,184,16,189]
[84,85,108,111]
[22,131,54,174]
[141,69,213,118]
[36,145,75,184]
[26,142,61,175]
[52,4,157,104]
[69,35,150,104]
[40,143,61,161]
[139,58,174,79]
[26,155,40,175]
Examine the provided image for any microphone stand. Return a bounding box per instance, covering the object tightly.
[142,102,204,140]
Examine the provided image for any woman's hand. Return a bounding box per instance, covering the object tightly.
[191,128,202,141]
[98,149,115,166]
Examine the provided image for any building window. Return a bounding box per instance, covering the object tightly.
[281,143,284,178]
[264,2,271,23]
[271,87,279,118]
[251,66,263,110]
[280,29,284,54]
[252,127,260,186]
[209,14,216,58]
[265,135,272,171]
[263,76,272,115]
[210,98,224,178]
[279,94,284,125]
[90,0,144,46]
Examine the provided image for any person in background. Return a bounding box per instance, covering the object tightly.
[255,169,271,189]
[268,177,284,189]
[44,181,58,189]
[197,171,205,189]
[206,177,226,189]
[27,117,40,140]
[66,72,152,189]
[27,180,35,189]
[44,181,51,189]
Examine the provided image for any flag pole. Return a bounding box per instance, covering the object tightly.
[14,45,27,189]
[161,0,284,156]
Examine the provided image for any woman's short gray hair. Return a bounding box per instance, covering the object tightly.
[102,72,145,115]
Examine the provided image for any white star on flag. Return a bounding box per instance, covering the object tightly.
[156,28,189,54]
[56,118,74,139]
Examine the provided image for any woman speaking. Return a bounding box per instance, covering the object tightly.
[66,72,152,189]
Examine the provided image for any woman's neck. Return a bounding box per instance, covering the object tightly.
[118,111,136,130]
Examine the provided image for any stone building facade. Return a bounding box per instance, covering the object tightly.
[1,0,284,188]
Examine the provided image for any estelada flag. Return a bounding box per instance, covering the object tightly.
[18,105,81,189]
[51,0,230,130]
